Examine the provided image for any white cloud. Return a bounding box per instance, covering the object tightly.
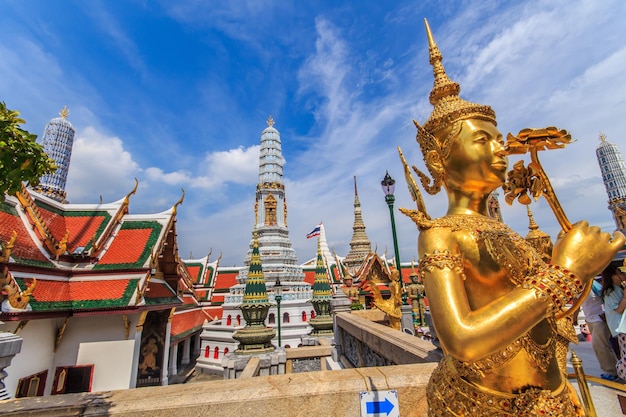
[65,126,140,202]
[205,145,260,184]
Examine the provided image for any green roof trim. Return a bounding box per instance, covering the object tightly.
[144,296,181,305]
[0,201,19,216]
[10,257,54,269]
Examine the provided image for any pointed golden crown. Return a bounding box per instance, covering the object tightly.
[416,19,496,160]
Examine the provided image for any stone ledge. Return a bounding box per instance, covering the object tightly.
[337,312,442,364]
[0,363,437,417]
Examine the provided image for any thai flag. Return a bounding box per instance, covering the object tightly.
[306,224,322,239]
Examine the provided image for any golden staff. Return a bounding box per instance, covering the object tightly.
[504,127,589,318]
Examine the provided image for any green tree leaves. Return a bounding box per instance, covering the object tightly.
[0,101,56,200]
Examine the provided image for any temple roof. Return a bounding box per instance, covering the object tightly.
[171,308,215,343]
[0,187,185,317]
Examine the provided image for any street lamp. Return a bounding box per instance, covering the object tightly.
[274,277,283,347]
[381,171,407,304]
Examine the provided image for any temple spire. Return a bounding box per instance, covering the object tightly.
[343,176,372,273]
[33,108,75,203]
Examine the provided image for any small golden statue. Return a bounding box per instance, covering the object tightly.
[400,19,624,416]
[363,267,403,330]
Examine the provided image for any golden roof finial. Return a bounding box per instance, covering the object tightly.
[59,106,70,119]
[267,115,275,127]
[599,132,607,142]
[173,188,185,215]
[527,205,539,231]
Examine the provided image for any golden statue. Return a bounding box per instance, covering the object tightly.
[400,19,624,416]
[363,268,403,330]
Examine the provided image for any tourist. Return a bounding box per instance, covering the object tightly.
[403,19,624,416]
[581,277,619,381]
[601,262,626,379]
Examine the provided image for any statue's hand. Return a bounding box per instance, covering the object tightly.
[551,220,625,282]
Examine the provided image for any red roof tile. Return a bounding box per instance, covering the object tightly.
[171,309,211,337]
[65,216,107,252]
[181,295,198,305]
[0,209,50,264]
[35,204,66,243]
[303,270,315,286]
[210,294,225,304]
[24,278,133,302]
[98,228,152,265]
[214,271,238,290]
[144,282,177,299]
[186,265,202,283]
[202,306,222,320]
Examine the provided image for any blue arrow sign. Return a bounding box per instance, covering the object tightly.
[360,390,399,417]
[366,397,394,415]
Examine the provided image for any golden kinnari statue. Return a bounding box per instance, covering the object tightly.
[400,19,624,416]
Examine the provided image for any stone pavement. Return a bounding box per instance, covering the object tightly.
[568,339,626,416]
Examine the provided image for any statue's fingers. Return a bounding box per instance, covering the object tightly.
[611,231,626,249]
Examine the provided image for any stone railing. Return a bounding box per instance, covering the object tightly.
[0,303,443,415]
[0,362,437,416]
[334,311,442,368]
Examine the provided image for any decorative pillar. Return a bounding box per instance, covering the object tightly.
[129,312,147,389]
[162,308,175,385]
[192,334,201,358]
[181,337,191,366]
[0,324,23,400]
[168,343,179,378]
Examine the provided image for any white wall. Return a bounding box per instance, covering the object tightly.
[77,340,135,392]
[2,313,141,397]
[2,319,56,398]
[53,314,139,372]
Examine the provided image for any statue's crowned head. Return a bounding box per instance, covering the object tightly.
[414,19,497,194]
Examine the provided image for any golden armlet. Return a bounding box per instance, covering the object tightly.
[419,250,465,279]
[522,265,583,315]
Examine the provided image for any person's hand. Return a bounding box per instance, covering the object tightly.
[551,220,625,283]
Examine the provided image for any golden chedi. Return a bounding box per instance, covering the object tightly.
[400,19,624,416]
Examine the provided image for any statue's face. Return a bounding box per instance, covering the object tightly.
[443,119,507,192]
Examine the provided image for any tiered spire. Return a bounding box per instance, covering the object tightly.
[229,117,311,349]
[524,206,553,263]
[343,176,372,273]
[34,107,75,203]
[308,239,333,336]
[596,133,626,234]
[242,233,270,305]
[232,232,275,353]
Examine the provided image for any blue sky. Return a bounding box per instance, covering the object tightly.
[2,0,625,266]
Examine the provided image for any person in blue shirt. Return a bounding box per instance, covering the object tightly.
[601,262,626,379]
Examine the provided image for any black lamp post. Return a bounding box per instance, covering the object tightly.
[381,171,407,304]
[274,277,283,347]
